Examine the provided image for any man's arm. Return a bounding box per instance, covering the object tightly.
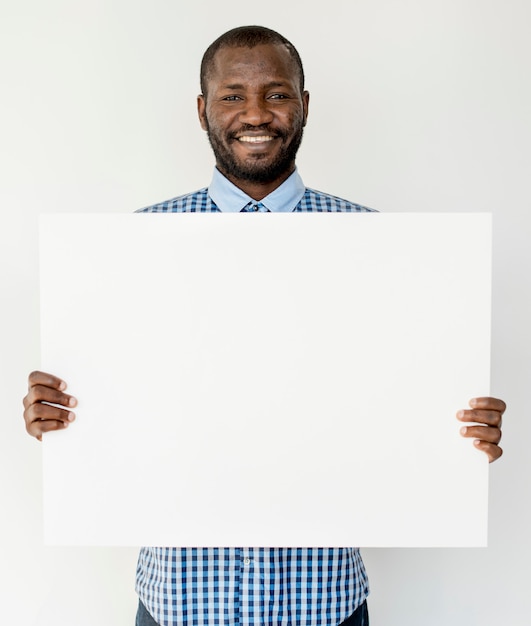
[23,371,77,441]
[457,397,505,462]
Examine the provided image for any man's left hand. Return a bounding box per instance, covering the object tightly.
[457,397,506,462]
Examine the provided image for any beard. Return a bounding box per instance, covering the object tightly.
[204,119,305,185]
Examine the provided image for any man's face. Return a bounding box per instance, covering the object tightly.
[197,44,309,187]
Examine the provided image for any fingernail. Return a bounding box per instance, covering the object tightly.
[68,397,77,407]
[67,412,75,422]
[457,410,465,418]
[460,426,467,435]
[59,381,66,391]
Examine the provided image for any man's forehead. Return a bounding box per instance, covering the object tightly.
[209,43,299,82]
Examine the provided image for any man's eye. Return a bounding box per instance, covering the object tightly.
[222,95,242,101]
[269,94,288,100]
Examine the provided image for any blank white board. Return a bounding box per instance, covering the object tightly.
[40,213,491,547]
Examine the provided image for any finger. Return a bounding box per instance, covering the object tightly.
[24,402,75,427]
[469,397,506,414]
[460,425,502,444]
[473,439,503,463]
[28,370,68,392]
[24,384,77,410]
[26,418,70,440]
[456,408,502,427]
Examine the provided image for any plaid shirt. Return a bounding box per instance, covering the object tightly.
[135,170,374,626]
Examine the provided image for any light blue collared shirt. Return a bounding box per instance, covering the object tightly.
[208,167,306,213]
[136,171,374,626]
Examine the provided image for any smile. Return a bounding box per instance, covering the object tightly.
[237,135,275,143]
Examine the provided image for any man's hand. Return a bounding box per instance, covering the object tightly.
[23,371,77,441]
[457,397,506,462]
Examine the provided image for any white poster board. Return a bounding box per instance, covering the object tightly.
[40,213,491,547]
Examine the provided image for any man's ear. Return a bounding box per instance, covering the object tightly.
[302,90,310,127]
[197,94,208,131]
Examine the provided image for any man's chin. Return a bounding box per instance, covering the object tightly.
[229,165,290,185]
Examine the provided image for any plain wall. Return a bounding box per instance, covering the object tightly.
[1,1,529,624]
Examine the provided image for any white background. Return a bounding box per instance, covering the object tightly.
[0,0,529,624]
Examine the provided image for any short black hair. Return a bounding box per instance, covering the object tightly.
[200,25,305,96]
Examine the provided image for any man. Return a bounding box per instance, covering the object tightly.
[23,26,505,626]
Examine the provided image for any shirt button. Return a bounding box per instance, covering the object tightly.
[243,557,251,565]
[253,205,260,212]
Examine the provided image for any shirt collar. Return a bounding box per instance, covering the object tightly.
[208,167,306,213]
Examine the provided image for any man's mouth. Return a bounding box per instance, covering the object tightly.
[237,135,275,143]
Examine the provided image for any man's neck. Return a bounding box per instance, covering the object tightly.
[217,167,295,201]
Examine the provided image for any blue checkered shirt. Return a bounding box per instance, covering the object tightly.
[135,169,374,626]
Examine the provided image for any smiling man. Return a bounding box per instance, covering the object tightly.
[23,25,505,626]
[197,40,308,197]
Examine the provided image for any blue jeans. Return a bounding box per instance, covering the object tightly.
[135,599,369,625]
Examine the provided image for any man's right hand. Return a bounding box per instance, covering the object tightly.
[23,371,77,441]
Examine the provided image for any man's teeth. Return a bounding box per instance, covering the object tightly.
[238,136,274,143]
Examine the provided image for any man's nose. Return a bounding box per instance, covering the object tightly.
[239,97,274,126]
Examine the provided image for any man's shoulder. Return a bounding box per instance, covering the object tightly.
[136,188,219,213]
[135,185,376,214]
[297,188,376,213]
